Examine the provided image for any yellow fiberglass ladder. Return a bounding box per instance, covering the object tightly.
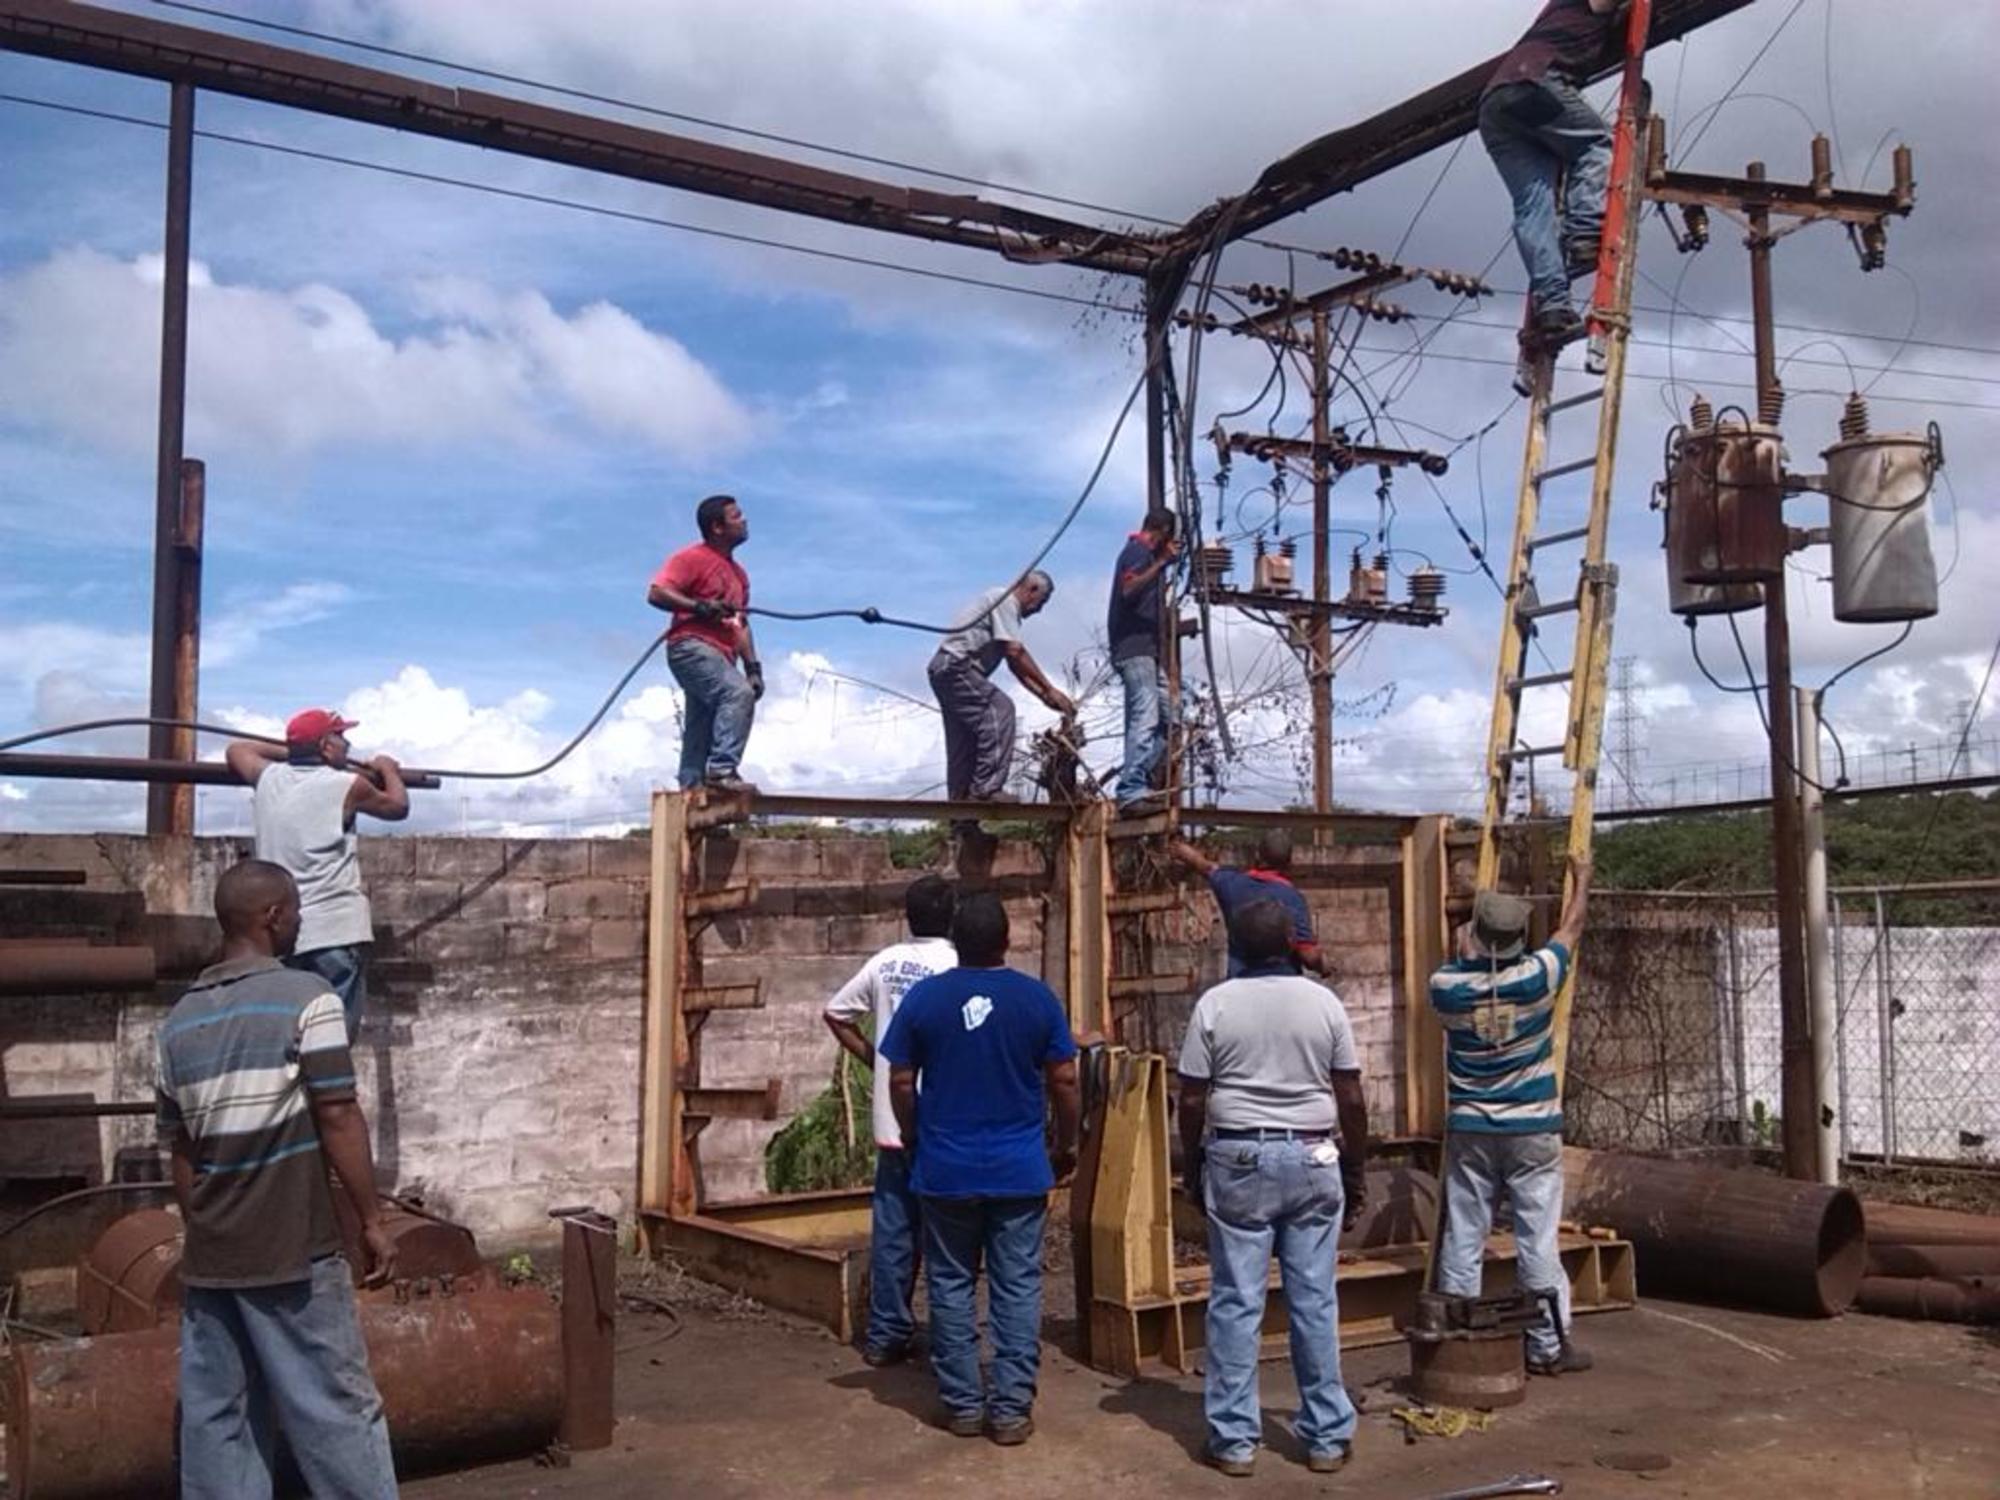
[1475,0,1654,1085]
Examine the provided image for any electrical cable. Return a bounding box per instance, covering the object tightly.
[1675,0,1812,162]
[0,1181,175,1244]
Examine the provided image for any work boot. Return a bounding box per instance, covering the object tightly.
[1531,305,1586,346]
[942,1409,985,1437]
[860,1341,909,1369]
[703,773,758,796]
[1564,238,1602,279]
[1116,790,1167,816]
[1204,1446,1256,1478]
[1306,1442,1352,1474]
[988,1415,1035,1446]
[1527,1343,1595,1376]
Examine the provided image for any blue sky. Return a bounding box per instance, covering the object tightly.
[3,0,1996,834]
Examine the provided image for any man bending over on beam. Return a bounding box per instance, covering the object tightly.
[1479,0,1623,345]
[881,891,1080,1446]
[823,873,958,1368]
[648,493,762,796]
[1170,829,1331,979]
[927,572,1073,835]
[156,859,398,1498]
[227,708,408,1042]
[1428,856,1594,1377]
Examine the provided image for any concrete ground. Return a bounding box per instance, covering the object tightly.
[405,1287,2000,1498]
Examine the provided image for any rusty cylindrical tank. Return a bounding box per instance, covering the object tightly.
[5,1281,562,1500]
[1662,406,1785,616]
[1856,1275,2000,1324]
[1562,1147,1867,1316]
[76,1207,185,1335]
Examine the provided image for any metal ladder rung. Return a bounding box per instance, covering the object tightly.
[1499,744,1566,762]
[1524,524,1591,554]
[1533,455,1597,485]
[1518,596,1580,621]
[1546,386,1605,416]
[1509,669,1574,692]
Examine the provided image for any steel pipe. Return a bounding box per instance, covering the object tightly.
[0,944,156,995]
[1561,1147,1866,1316]
[0,751,441,790]
[1856,1275,2000,1324]
[5,1282,563,1498]
[1865,1202,2000,1249]
[1866,1243,2000,1280]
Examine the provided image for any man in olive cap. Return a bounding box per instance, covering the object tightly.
[1427,857,1593,1376]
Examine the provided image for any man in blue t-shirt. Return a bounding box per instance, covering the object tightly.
[880,891,1080,1446]
[1170,830,1331,979]
[1105,508,1180,814]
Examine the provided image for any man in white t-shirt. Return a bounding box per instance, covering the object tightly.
[823,874,958,1365]
[926,574,1073,832]
[226,709,409,1042]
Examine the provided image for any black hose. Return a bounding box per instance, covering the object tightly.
[0,1181,175,1245]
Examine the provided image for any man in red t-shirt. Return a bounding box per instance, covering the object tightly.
[647,495,761,794]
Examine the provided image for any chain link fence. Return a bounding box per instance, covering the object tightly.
[1567,884,2000,1166]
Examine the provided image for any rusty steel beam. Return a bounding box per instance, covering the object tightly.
[554,1208,616,1452]
[1202,0,1756,245]
[0,0,1164,278]
[0,868,87,884]
[0,943,156,995]
[0,1098,154,1120]
[0,750,441,790]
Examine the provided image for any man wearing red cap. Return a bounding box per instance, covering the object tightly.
[227,710,409,1040]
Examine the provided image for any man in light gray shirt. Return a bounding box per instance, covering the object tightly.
[227,708,409,1040]
[926,573,1073,827]
[1178,900,1369,1479]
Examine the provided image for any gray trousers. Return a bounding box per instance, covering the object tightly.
[928,655,1015,802]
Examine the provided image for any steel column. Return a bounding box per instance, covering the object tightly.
[145,81,194,836]
[1309,307,1333,814]
[1797,686,1838,1182]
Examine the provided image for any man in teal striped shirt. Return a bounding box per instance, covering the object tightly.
[1427,857,1593,1375]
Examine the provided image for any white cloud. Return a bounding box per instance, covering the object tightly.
[0,248,749,461]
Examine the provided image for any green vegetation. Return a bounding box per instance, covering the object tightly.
[1595,790,1999,920]
[765,1044,876,1194]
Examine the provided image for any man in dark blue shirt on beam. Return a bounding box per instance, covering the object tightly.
[1171,829,1332,979]
[1106,508,1180,814]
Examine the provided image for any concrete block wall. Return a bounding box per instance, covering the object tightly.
[690,834,1050,1201]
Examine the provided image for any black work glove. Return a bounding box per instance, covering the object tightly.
[744,661,765,701]
[691,598,726,622]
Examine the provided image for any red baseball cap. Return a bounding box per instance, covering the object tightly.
[285,708,358,744]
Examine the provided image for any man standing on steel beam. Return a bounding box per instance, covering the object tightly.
[1168,830,1333,979]
[927,573,1074,831]
[1178,898,1369,1478]
[881,891,1080,1446]
[1428,858,1595,1377]
[647,493,762,795]
[1106,508,1180,815]
[227,709,408,1042]
[822,873,958,1369]
[1478,0,1624,344]
[156,859,399,1498]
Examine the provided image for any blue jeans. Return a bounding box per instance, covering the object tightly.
[287,944,369,1043]
[1203,1136,1358,1461]
[179,1254,397,1499]
[1113,655,1169,806]
[1435,1130,1571,1364]
[920,1195,1046,1425]
[667,637,755,787]
[866,1147,921,1353]
[1479,80,1612,319]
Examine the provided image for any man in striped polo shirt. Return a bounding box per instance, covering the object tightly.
[156,859,400,1497]
[1428,857,1593,1376]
